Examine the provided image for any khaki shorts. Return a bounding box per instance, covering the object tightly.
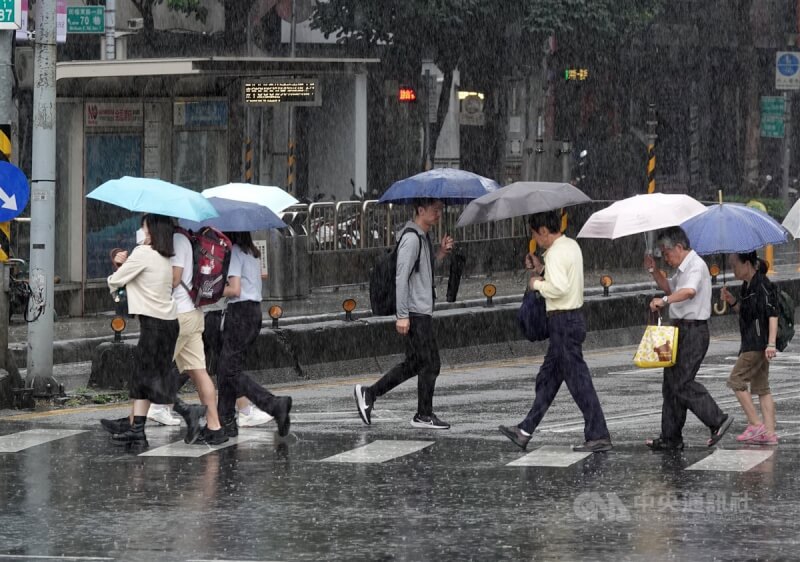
[173,309,206,372]
[727,350,770,395]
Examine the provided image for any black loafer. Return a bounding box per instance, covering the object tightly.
[499,425,531,450]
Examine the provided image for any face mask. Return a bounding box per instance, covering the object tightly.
[135,228,146,245]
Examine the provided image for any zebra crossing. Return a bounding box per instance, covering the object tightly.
[0,425,778,472]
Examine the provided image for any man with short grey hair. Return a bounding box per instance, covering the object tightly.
[644,226,733,450]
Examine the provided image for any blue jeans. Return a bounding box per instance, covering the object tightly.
[519,310,610,441]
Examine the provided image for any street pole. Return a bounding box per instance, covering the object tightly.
[645,103,658,253]
[782,92,792,207]
[104,0,115,60]
[286,0,297,195]
[560,140,571,183]
[423,68,432,170]
[26,0,60,394]
[0,30,12,375]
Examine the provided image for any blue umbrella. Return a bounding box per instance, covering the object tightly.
[681,202,788,255]
[87,176,218,221]
[178,197,286,232]
[378,168,500,205]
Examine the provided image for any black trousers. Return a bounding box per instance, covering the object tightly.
[370,313,441,417]
[131,315,179,404]
[216,301,276,420]
[661,322,725,441]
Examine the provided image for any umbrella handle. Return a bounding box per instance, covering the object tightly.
[713,300,728,315]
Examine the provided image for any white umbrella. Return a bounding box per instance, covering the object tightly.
[577,193,707,240]
[781,197,800,237]
[456,182,590,227]
[202,183,299,214]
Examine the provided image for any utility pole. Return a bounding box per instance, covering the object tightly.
[26,0,61,395]
[0,29,13,375]
[782,92,792,207]
[645,103,658,253]
[104,0,115,60]
[286,0,297,194]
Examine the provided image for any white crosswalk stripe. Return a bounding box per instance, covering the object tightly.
[319,439,434,464]
[506,445,592,467]
[686,449,775,472]
[0,429,87,453]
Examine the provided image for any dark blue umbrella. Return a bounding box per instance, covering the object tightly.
[378,168,500,205]
[178,197,286,232]
[681,202,788,255]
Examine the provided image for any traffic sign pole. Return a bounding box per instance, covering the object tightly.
[0,29,12,381]
[782,92,793,206]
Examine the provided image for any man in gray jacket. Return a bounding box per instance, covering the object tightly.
[354,198,454,429]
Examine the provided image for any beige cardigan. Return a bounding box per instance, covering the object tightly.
[107,245,177,320]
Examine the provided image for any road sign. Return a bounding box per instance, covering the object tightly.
[66,6,104,34]
[761,96,786,138]
[0,162,30,222]
[776,52,800,90]
[0,0,21,30]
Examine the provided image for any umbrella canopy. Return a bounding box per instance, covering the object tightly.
[202,183,299,214]
[86,176,218,222]
[178,197,287,232]
[456,182,590,227]
[681,203,787,255]
[378,168,500,205]
[576,193,706,240]
[781,197,800,238]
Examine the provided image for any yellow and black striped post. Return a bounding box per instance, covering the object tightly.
[0,124,11,262]
[287,139,296,195]
[646,104,657,194]
[243,138,254,183]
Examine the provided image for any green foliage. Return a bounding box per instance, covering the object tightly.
[166,0,208,23]
[723,195,787,220]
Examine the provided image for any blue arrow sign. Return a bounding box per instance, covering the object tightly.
[0,161,30,221]
[778,53,800,76]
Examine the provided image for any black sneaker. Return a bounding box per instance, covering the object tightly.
[273,396,292,437]
[411,413,450,430]
[198,427,229,446]
[222,416,238,438]
[101,417,130,435]
[354,384,374,425]
[181,405,207,445]
[111,428,147,447]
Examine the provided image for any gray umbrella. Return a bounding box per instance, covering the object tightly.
[456,181,591,227]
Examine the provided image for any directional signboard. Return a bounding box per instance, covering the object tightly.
[67,6,104,33]
[0,0,22,30]
[0,162,30,222]
[760,96,785,138]
[776,52,800,90]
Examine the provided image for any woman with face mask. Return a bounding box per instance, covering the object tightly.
[104,213,205,447]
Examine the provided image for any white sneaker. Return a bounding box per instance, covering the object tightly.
[147,404,181,426]
[238,406,274,427]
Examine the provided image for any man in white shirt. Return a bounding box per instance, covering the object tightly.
[499,211,612,453]
[644,226,733,450]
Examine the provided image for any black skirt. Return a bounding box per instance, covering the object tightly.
[130,315,179,404]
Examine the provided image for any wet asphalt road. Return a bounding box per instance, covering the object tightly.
[1,333,800,561]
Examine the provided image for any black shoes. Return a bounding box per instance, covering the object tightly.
[273,396,292,437]
[499,425,531,450]
[573,439,613,453]
[112,416,147,447]
[101,417,130,435]
[646,437,685,451]
[199,427,229,446]
[411,413,450,430]
[221,415,239,438]
[354,384,374,425]
[174,402,207,445]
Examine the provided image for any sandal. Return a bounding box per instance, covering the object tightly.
[645,437,685,451]
[707,415,734,447]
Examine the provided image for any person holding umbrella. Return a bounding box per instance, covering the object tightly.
[720,252,779,445]
[216,231,292,438]
[354,198,455,429]
[644,226,733,450]
[106,213,206,446]
[498,211,612,452]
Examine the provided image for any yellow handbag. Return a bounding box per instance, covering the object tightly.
[633,316,679,368]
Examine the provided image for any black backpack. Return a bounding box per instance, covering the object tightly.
[369,228,424,316]
[776,289,795,352]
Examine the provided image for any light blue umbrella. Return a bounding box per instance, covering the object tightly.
[86,176,218,221]
[681,202,788,255]
[378,168,500,205]
[178,197,286,232]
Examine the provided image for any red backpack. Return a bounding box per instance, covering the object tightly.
[175,226,233,307]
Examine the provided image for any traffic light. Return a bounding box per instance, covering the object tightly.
[398,87,417,102]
